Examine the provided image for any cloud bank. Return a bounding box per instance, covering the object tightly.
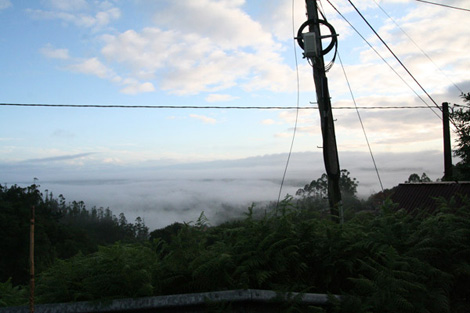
[2,150,446,230]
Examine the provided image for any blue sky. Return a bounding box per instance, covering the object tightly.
[1,0,469,227]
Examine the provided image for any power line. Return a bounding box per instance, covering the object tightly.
[325,0,442,121]
[373,0,464,94]
[338,52,384,192]
[0,102,441,110]
[332,106,439,109]
[277,0,302,205]
[346,0,443,116]
[0,103,314,110]
[416,0,470,12]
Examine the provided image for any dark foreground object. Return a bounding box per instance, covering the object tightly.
[0,289,339,313]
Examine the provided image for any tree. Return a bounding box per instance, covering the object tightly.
[134,217,149,241]
[0,184,150,286]
[405,173,431,183]
[450,93,470,180]
[296,169,358,199]
[296,170,361,218]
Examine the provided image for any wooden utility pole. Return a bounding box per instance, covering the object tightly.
[302,0,342,220]
[442,102,453,180]
[29,205,35,313]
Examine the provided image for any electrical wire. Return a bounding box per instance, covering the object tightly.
[0,102,441,110]
[0,103,313,110]
[317,3,338,72]
[277,0,302,205]
[0,102,442,110]
[338,52,384,192]
[329,106,437,109]
[373,0,463,94]
[346,0,443,115]
[416,0,470,12]
[324,0,443,121]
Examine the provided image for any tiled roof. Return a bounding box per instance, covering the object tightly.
[390,182,470,213]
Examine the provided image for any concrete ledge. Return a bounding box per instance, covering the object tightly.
[0,289,340,313]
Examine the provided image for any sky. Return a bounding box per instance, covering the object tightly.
[1,0,469,229]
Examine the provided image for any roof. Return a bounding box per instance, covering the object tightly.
[390,181,470,213]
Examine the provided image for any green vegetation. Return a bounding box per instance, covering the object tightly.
[0,279,26,307]
[296,169,362,219]
[0,184,148,287]
[450,92,470,180]
[1,175,469,312]
[37,243,156,302]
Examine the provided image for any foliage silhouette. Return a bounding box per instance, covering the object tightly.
[1,182,469,312]
[0,184,148,286]
[450,92,470,180]
[36,243,156,302]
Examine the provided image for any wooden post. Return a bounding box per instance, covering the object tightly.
[305,0,342,221]
[442,102,453,180]
[29,205,35,313]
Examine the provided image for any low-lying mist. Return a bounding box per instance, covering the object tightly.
[2,151,444,230]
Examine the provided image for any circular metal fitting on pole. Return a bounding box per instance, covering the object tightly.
[296,19,337,55]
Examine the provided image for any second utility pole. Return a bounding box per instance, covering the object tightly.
[305,0,342,221]
[442,102,453,181]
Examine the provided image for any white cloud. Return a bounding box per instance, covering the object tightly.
[102,27,242,94]
[98,0,296,95]
[68,57,113,78]
[28,1,308,96]
[95,7,121,27]
[0,0,11,10]
[40,44,70,59]
[120,81,155,95]
[41,47,154,95]
[153,0,276,50]
[27,0,467,100]
[334,1,469,99]
[189,114,217,124]
[257,0,306,42]
[101,28,179,73]
[27,1,120,29]
[205,94,239,103]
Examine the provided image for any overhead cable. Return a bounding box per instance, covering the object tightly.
[416,0,470,12]
[338,52,384,192]
[324,0,442,121]
[373,0,464,94]
[346,0,443,115]
[277,0,302,205]
[0,103,315,110]
[0,102,441,110]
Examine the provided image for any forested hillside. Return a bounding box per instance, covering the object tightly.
[0,184,148,287]
[1,180,469,312]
